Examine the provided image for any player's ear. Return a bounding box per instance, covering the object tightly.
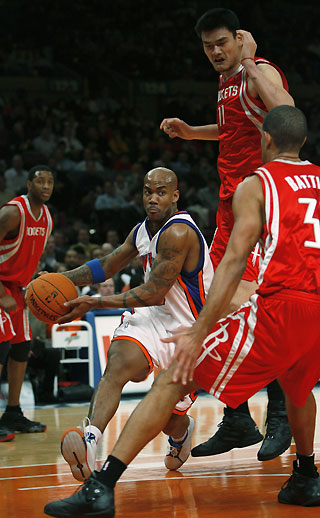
[264,131,272,149]
[173,189,179,203]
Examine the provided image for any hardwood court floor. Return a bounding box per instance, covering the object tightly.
[1,389,320,517]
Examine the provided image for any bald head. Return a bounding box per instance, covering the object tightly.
[143,167,179,227]
[144,167,178,190]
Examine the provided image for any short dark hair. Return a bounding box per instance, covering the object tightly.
[263,106,307,152]
[28,165,55,181]
[195,8,240,39]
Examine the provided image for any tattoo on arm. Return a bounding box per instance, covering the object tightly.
[64,265,93,286]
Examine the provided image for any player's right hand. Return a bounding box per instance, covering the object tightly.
[0,293,17,313]
[160,118,193,140]
[57,295,99,324]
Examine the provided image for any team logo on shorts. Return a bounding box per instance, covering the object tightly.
[196,322,230,364]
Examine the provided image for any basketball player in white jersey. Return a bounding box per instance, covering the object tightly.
[45,106,320,518]
[55,167,213,481]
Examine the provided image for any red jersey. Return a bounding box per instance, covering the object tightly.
[0,195,53,286]
[256,159,320,296]
[217,58,289,200]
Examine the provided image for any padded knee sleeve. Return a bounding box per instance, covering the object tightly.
[8,341,31,362]
[0,341,11,365]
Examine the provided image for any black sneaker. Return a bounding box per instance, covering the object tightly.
[44,471,115,517]
[257,401,292,461]
[0,425,15,442]
[0,409,46,433]
[278,462,320,506]
[191,407,263,457]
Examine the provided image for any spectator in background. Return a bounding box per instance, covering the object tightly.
[101,242,114,255]
[4,154,28,195]
[60,123,83,159]
[53,230,68,262]
[73,227,99,261]
[0,173,14,206]
[32,127,56,159]
[105,229,121,249]
[43,235,59,271]
[94,180,128,212]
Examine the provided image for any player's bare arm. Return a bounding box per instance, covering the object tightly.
[160,118,219,141]
[58,223,195,323]
[238,30,294,109]
[0,205,21,312]
[163,175,265,384]
[63,227,139,287]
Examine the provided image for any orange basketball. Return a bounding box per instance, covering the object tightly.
[26,273,78,324]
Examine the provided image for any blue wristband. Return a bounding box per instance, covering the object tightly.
[86,259,106,284]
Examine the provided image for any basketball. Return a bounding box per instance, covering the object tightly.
[26,273,78,324]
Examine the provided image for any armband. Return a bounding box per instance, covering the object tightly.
[85,259,106,284]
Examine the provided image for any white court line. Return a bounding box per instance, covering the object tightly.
[3,444,316,471]
[18,473,291,491]
[0,453,292,480]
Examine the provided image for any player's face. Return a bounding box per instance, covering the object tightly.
[143,180,179,226]
[28,170,54,204]
[201,27,242,77]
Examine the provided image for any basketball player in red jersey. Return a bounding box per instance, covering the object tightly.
[0,166,54,442]
[45,106,320,517]
[160,8,294,461]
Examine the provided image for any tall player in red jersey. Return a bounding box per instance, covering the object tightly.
[0,166,54,442]
[44,106,320,517]
[160,8,294,461]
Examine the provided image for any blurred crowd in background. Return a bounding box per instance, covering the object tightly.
[0,0,319,295]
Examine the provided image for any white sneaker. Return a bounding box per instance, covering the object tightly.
[61,421,97,482]
[165,416,195,470]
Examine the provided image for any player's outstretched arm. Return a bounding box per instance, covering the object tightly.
[58,223,192,323]
[160,118,219,141]
[61,227,139,287]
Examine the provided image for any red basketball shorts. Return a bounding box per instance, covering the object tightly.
[193,289,320,408]
[210,198,259,282]
[0,284,31,344]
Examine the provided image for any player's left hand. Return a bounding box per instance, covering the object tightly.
[161,326,204,385]
[57,296,100,323]
[237,30,257,61]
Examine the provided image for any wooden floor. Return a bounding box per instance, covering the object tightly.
[2,389,320,517]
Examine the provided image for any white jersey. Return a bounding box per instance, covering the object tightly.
[132,211,214,331]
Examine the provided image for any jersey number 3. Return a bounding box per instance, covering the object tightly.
[298,197,320,249]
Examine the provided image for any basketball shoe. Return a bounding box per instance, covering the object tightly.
[191,407,263,456]
[0,425,15,442]
[61,419,98,482]
[257,400,292,461]
[0,407,46,433]
[278,461,320,506]
[165,416,195,470]
[44,470,115,517]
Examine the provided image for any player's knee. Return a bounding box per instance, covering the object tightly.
[0,341,11,365]
[8,341,31,362]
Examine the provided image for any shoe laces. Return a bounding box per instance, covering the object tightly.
[265,415,284,438]
[78,474,104,501]
[82,417,96,444]
[168,431,188,456]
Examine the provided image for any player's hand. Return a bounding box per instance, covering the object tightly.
[57,296,100,323]
[0,293,17,313]
[37,271,49,277]
[160,118,193,140]
[237,30,257,61]
[161,326,204,385]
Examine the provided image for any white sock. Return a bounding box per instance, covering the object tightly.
[84,424,102,444]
